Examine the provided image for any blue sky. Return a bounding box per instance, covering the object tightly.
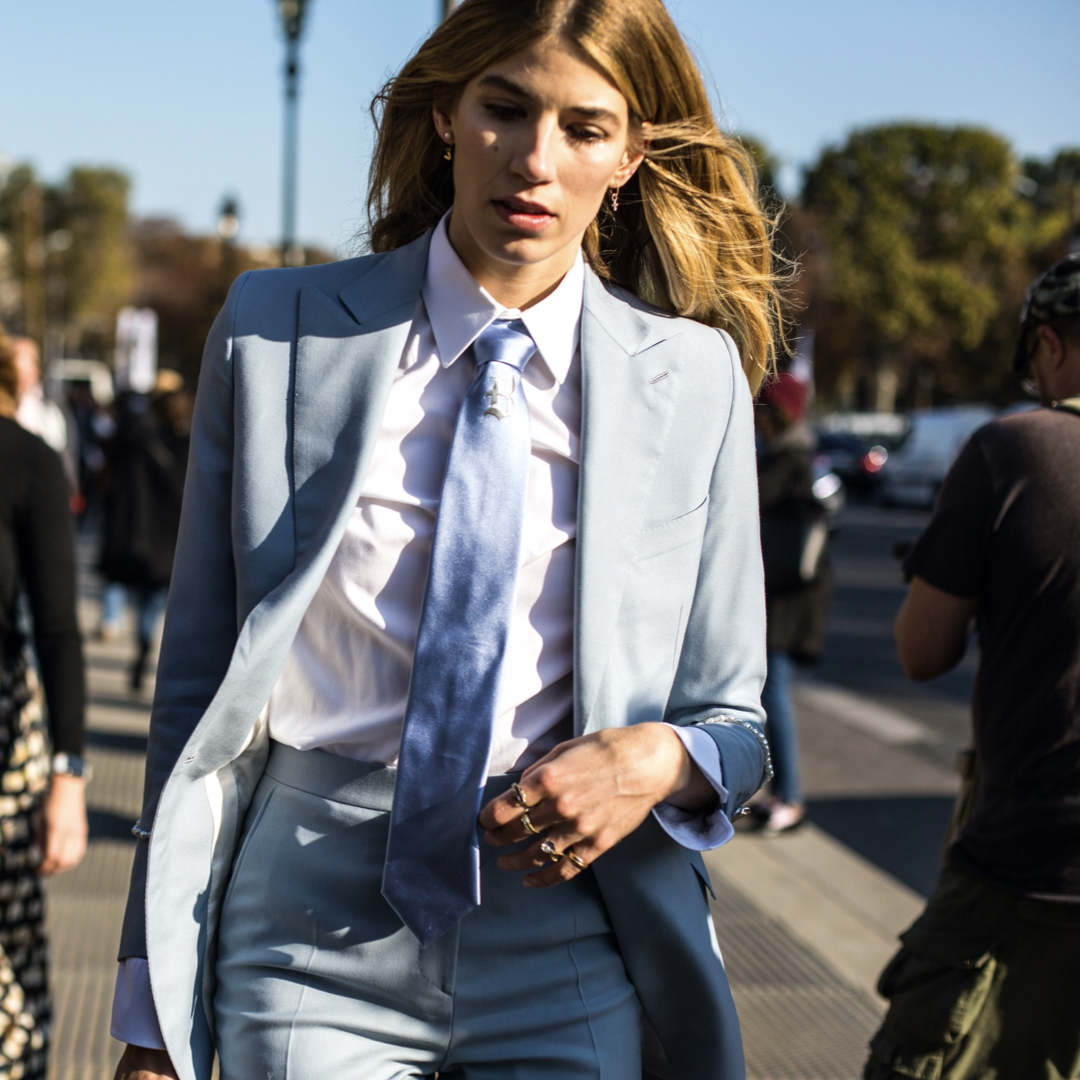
[3,1,1078,254]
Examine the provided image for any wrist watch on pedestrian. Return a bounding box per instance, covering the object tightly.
[51,753,91,781]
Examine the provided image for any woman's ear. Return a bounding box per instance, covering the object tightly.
[433,102,454,142]
[611,151,645,188]
[1036,325,1066,373]
[611,121,649,187]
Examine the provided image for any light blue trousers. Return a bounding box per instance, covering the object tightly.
[213,742,642,1079]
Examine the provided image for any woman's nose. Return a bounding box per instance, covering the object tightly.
[510,118,558,184]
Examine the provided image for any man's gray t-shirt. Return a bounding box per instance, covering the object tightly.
[905,407,1080,901]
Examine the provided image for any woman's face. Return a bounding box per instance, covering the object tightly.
[434,37,643,306]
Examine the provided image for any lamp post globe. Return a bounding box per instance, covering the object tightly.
[217,195,241,242]
[278,0,308,40]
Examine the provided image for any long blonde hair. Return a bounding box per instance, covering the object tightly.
[367,0,782,391]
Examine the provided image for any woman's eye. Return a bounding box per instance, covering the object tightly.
[567,127,605,144]
[484,103,523,122]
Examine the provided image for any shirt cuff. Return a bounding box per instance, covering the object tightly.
[650,724,734,852]
[111,958,166,1050]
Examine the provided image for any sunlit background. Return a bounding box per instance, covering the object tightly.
[2,0,1078,410]
[4,0,1077,250]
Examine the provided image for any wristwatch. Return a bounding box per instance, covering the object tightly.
[51,753,92,781]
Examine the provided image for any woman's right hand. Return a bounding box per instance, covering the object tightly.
[114,1045,179,1080]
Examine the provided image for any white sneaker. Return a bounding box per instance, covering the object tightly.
[764,803,805,835]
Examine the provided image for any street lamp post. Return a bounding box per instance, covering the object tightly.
[218,195,241,298]
[276,0,310,267]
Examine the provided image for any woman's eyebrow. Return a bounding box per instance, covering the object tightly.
[477,73,620,123]
[478,73,531,98]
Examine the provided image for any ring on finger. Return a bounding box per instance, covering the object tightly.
[511,782,535,810]
[540,839,564,863]
[520,811,541,837]
[565,848,587,870]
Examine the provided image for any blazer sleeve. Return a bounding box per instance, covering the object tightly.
[119,272,250,960]
[665,330,769,817]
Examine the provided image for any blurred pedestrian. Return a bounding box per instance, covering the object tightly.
[11,337,79,503]
[865,253,1080,1080]
[11,338,66,455]
[98,372,191,690]
[753,372,833,834]
[0,329,89,1079]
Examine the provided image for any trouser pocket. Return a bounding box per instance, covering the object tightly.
[865,924,998,1080]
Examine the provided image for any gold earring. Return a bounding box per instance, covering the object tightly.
[610,186,620,212]
[444,143,453,161]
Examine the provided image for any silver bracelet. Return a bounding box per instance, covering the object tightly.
[694,714,774,788]
[131,819,151,841]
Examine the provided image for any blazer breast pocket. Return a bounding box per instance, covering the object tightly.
[633,495,710,563]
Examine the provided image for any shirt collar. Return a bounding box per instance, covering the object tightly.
[421,212,583,385]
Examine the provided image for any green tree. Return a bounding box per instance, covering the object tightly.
[1021,148,1080,258]
[48,167,133,360]
[0,164,133,360]
[0,164,45,341]
[802,123,1031,410]
[737,134,781,211]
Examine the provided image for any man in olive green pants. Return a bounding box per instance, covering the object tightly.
[865,254,1080,1080]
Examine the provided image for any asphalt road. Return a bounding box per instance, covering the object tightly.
[795,502,975,899]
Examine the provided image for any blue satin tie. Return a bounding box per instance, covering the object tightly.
[382,319,537,946]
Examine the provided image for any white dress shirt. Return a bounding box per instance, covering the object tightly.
[111,215,731,1050]
[267,215,584,773]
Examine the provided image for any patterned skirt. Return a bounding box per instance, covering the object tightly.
[0,654,51,1080]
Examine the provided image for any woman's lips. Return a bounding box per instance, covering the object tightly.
[493,198,555,232]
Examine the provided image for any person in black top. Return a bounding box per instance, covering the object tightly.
[865,254,1080,1080]
[98,376,192,691]
[0,329,87,1079]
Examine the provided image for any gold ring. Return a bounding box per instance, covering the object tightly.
[520,811,541,836]
[540,839,564,863]
[565,849,587,870]
[511,782,534,810]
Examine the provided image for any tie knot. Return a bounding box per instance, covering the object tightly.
[473,319,536,374]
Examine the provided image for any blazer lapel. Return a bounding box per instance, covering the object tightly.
[575,272,683,733]
[292,232,430,567]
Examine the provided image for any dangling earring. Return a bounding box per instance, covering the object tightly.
[444,133,453,161]
[610,186,620,212]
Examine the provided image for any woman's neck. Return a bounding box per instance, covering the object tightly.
[446,214,580,311]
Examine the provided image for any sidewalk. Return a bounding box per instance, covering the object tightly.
[47,598,942,1080]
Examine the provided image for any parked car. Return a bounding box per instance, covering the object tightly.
[815,431,890,499]
[879,406,996,508]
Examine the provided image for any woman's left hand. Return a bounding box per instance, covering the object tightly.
[39,774,88,876]
[477,723,717,887]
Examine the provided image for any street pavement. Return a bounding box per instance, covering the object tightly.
[46,504,970,1080]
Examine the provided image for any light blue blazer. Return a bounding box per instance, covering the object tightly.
[120,230,769,1080]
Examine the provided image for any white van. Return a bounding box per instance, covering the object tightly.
[879,406,996,508]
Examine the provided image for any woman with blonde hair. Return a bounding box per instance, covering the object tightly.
[113,1,778,1078]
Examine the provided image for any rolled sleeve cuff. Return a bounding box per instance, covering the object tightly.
[110,958,166,1050]
[650,724,734,851]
